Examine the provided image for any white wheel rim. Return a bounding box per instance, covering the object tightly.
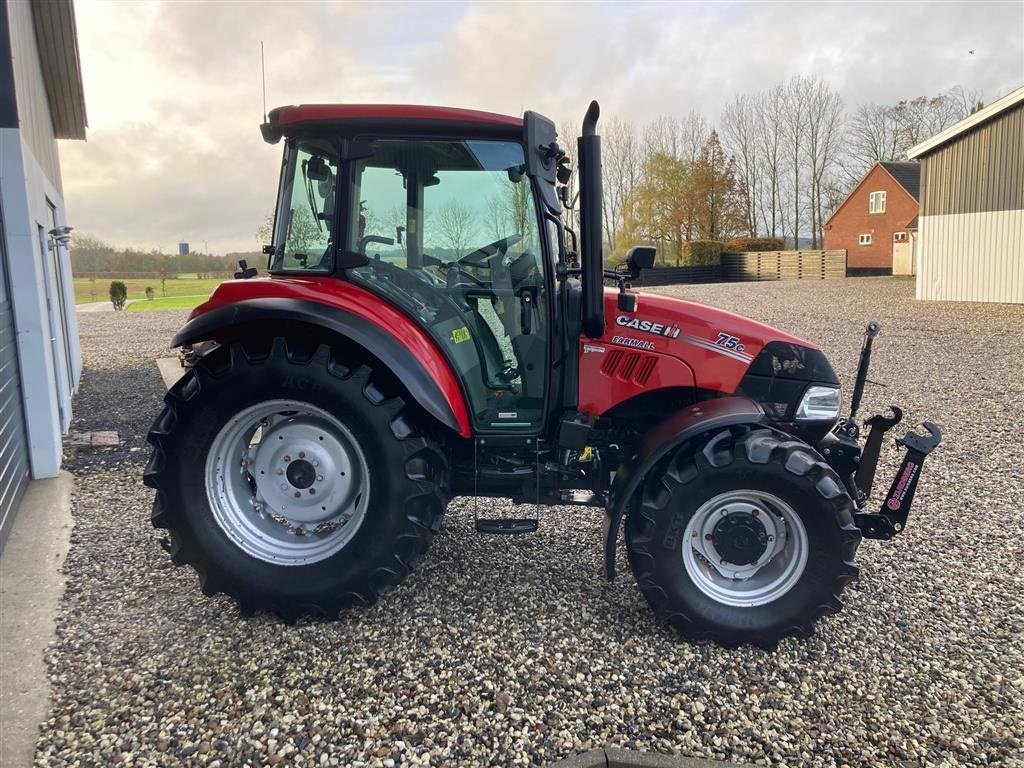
[205,399,370,565]
[682,490,808,607]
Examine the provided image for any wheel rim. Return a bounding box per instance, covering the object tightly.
[682,490,808,607]
[205,399,370,565]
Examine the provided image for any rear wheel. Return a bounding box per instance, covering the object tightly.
[625,428,861,649]
[144,337,448,619]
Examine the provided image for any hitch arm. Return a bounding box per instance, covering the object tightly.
[855,422,942,540]
[854,405,903,500]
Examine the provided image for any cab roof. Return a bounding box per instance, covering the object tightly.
[262,104,523,143]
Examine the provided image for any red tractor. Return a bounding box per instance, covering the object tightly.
[146,102,940,648]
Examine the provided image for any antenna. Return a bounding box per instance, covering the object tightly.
[260,40,267,123]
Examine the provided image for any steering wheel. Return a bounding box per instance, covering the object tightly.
[458,235,523,269]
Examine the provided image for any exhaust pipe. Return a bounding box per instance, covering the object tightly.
[578,100,604,339]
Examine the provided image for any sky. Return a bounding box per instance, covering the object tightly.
[60,0,1024,255]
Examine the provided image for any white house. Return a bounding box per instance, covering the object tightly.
[0,0,85,547]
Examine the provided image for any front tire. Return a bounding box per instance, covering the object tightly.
[625,428,861,649]
[144,337,448,620]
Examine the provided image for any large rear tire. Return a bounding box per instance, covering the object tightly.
[625,427,861,649]
[144,337,449,620]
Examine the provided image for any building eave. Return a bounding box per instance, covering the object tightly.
[30,0,87,140]
[908,85,1024,159]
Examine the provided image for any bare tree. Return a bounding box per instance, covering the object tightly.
[803,77,845,247]
[680,109,711,163]
[945,84,985,116]
[842,102,903,182]
[644,115,682,158]
[644,110,709,163]
[434,200,477,258]
[601,117,642,254]
[721,93,761,237]
[754,85,786,239]
[843,86,982,183]
[783,75,811,246]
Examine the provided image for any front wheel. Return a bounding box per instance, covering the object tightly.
[625,428,861,649]
[144,337,448,620]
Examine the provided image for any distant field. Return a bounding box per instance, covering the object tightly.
[73,277,225,304]
[126,295,208,312]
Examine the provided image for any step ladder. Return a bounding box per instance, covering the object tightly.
[472,437,540,535]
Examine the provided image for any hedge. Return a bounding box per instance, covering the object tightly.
[724,236,786,252]
[681,240,723,266]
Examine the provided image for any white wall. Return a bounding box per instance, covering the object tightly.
[0,0,82,480]
[0,127,80,479]
[916,210,1024,304]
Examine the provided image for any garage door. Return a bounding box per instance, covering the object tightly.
[0,210,30,549]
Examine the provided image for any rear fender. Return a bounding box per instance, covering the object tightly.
[171,297,472,437]
[603,396,765,579]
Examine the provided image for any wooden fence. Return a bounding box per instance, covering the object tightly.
[721,250,847,281]
[630,265,722,286]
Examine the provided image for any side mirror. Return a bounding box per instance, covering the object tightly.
[625,245,656,277]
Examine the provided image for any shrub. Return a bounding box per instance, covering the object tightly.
[681,240,723,266]
[109,281,128,311]
[145,286,155,300]
[724,236,785,253]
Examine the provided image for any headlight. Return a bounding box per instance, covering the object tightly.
[795,385,842,421]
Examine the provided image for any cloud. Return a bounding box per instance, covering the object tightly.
[60,0,1023,254]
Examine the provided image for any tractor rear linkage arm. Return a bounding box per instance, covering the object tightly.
[840,321,944,540]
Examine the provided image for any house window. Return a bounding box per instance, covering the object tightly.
[893,231,908,242]
[859,234,872,246]
[869,191,886,214]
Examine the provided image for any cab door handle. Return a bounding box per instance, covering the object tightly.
[518,287,536,335]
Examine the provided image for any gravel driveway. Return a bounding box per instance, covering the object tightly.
[38,278,1023,767]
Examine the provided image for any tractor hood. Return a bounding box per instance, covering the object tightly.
[578,288,839,419]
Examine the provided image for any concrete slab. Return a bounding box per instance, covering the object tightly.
[549,750,607,768]
[606,746,752,767]
[156,356,186,389]
[547,748,755,768]
[0,471,74,768]
[90,431,120,447]
[63,431,92,446]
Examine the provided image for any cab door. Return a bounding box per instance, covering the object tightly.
[346,137,550,432]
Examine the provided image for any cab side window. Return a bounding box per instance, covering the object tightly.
[271,140,338,272]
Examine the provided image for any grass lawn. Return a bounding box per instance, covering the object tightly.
[126,295,208,312]
[74,277,225,304]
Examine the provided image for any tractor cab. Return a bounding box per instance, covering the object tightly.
[262,106,576,434]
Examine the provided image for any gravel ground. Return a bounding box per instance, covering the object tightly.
[37,279,1023,767]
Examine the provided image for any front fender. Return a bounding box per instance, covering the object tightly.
[172,296,472,438]
[603,396,765,579]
